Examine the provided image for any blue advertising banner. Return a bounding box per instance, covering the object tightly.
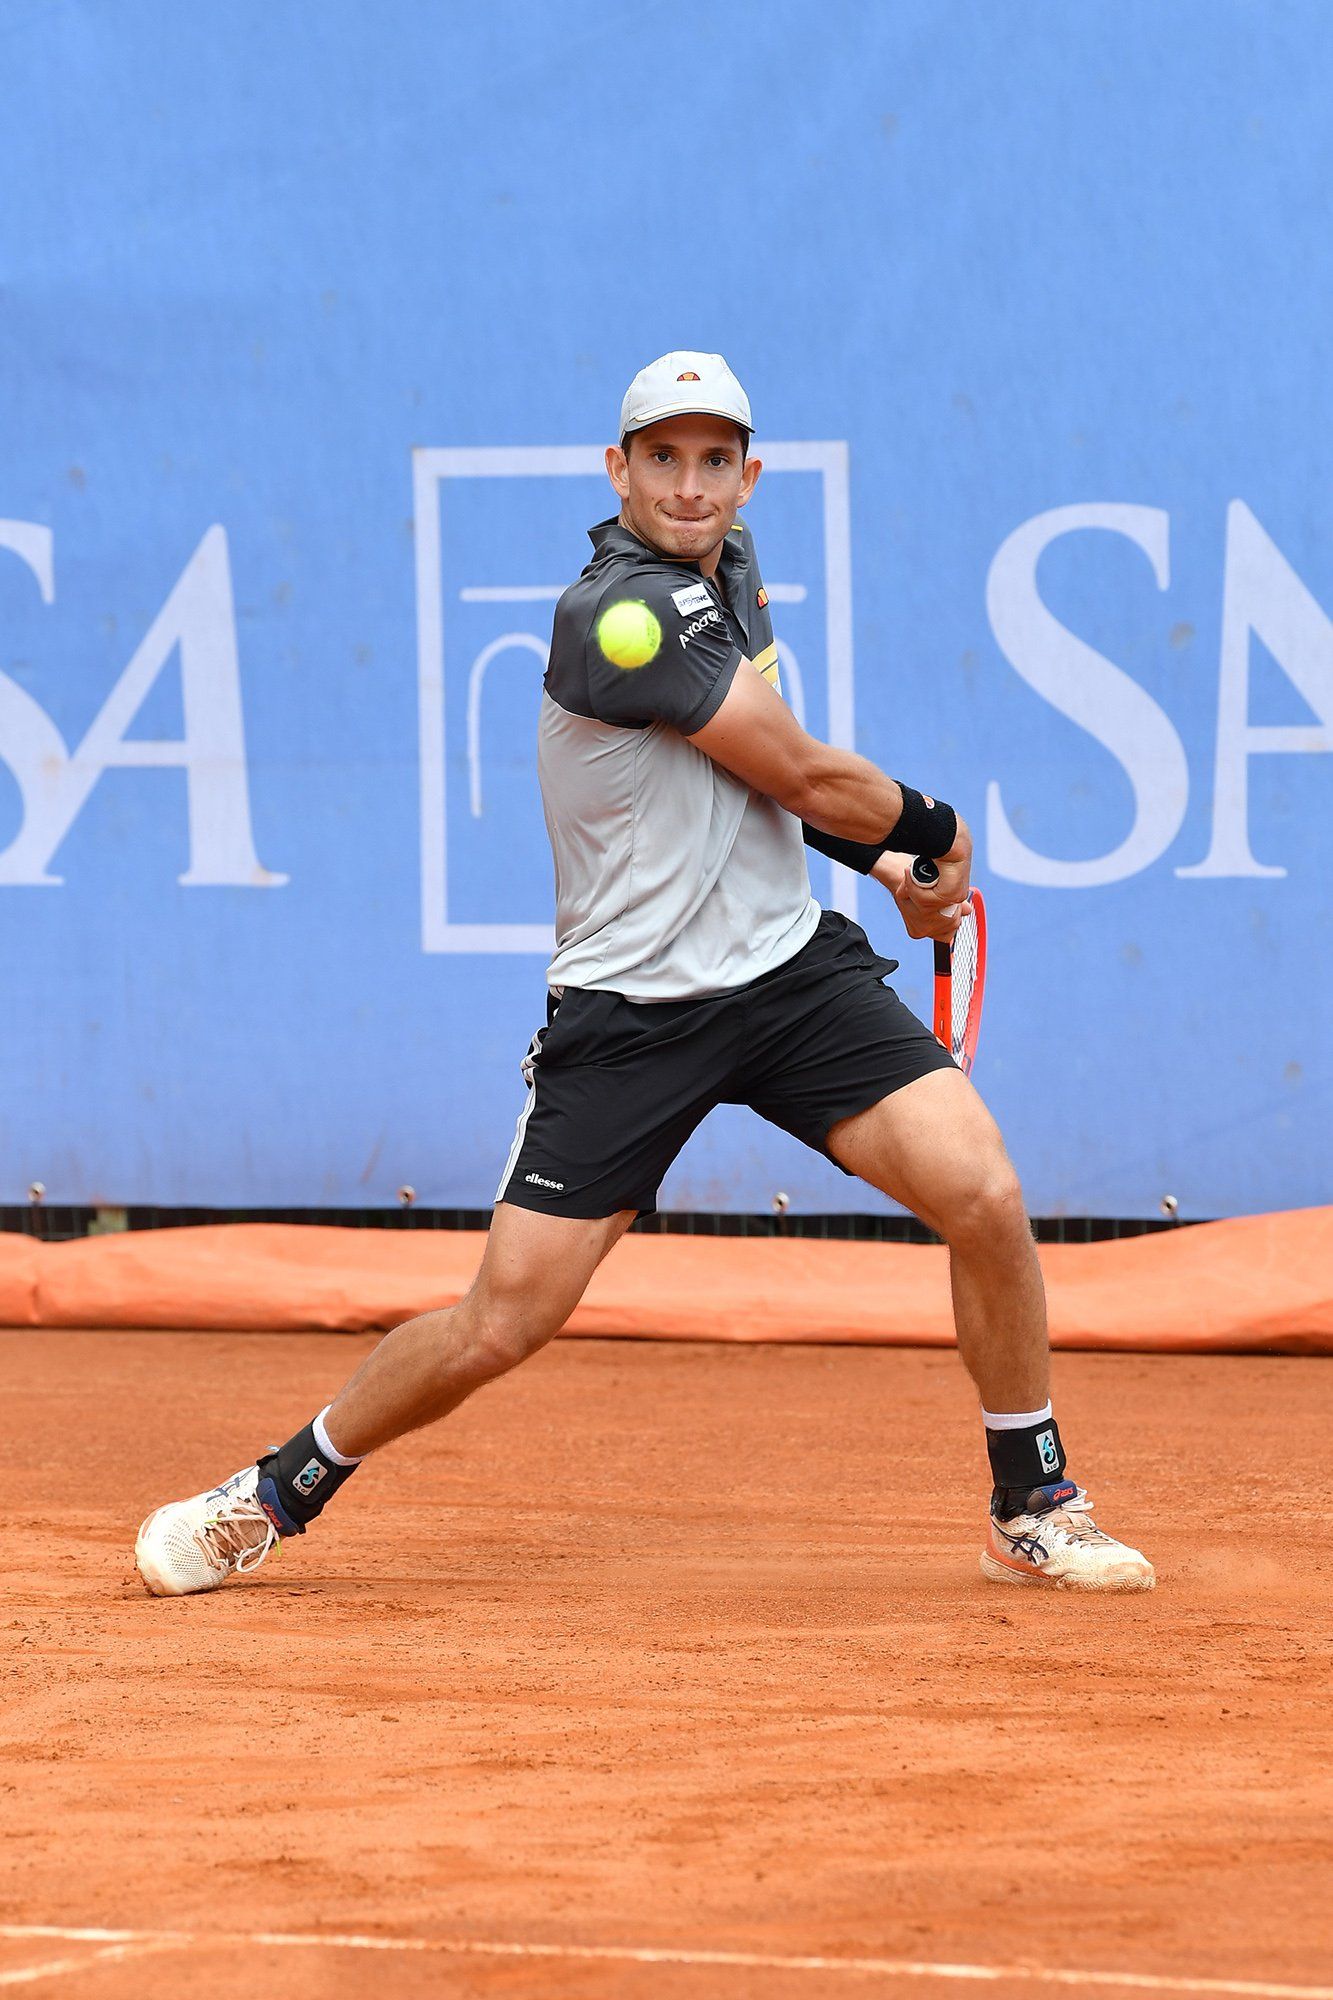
[3,1,1329,1216]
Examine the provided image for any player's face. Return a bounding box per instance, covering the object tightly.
[606,415,761,567]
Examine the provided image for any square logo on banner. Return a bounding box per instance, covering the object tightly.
[411,443,856,953]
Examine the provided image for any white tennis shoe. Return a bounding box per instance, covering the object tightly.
[135,1463,281,1596]
[980,1482,1155,1592]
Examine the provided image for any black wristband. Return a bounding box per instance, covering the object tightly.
[881,784,957,860]
[800,823,888,875]
[801,787,957,876]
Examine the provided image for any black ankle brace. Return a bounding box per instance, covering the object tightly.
[984,1415,1066,1492]
[262,1420,360,1527]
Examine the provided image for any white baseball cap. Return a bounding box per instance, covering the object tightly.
[619,350,752,442]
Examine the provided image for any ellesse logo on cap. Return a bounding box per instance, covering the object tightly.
[676,370,701,381]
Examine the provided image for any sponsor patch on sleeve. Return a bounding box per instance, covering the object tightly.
[670,582,713,617]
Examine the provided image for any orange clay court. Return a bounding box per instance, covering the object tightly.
[3,1219,1333,2000]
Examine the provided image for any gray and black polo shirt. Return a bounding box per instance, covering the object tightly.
[539,516,819,1000]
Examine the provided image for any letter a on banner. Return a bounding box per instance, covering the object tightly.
[1178,502,1333,880]
[0,523,286,887]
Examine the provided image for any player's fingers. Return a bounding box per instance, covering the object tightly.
[899,884,954,920]
[893,885,960,942]
[891,892,929,940]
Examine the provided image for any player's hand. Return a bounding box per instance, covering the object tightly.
[872,824,972,942]
[870,851,961,941]
[892,877,965,943]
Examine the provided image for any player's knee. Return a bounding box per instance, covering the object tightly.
[944,1159,1029,1251]
[458,1295,550,1382]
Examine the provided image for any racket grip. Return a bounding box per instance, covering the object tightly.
[911,856,940,886]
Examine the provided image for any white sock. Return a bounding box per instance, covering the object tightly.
[313,1405,362,1466]
[981,1400,1054,1431]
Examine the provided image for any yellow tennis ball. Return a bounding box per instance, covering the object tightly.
[597,598,662,669]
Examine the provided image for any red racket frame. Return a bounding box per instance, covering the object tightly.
[932,888,987,1077]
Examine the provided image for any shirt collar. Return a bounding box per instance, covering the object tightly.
[718,522,750,574]
[587,517,663,561]
[587,515,750,577]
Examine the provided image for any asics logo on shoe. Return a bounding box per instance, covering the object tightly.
[294,1457,328,1496]
[996,1523,1049,1565]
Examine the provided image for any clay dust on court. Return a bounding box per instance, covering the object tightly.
[3,1329,1332,1998]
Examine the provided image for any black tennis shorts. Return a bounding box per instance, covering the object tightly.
[496,910,956,1220]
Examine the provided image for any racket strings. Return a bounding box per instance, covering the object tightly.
[949,911,979,1064]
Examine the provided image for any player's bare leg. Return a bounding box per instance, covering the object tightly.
[322,1203,635,1457]
[828,1068,1046,1411]
[134,1204,633,1595]
[828,1070,1154,1591]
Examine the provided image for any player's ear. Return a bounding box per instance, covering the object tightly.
[606,442,630,501]
[736,454,762,507]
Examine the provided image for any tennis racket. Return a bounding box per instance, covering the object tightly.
[910,857,987,1076]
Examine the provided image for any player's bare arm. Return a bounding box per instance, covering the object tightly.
[688,661,972,933]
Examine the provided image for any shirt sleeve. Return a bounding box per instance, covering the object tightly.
[584,571,743,732]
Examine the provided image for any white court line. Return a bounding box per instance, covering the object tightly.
[0,1926,1330,1999]
[0,1941,179,1987]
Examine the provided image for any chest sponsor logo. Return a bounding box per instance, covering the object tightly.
[756,585,768,609]
[671,582,713,617]
[678,607,722,649]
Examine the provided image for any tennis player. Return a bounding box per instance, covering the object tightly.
[136,351,1154,1597]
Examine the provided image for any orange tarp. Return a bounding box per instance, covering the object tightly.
[0,1208,1330,1353]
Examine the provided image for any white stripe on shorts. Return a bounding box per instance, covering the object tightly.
[494,1029,542,1203]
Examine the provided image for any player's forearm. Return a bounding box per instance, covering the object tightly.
[796,752,970,855]
[797,750,970,876]
[793,750,903,845]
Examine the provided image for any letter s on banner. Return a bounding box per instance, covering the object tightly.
[0,523,286,887]
[985,504,1188,887]
[0,523,67,883]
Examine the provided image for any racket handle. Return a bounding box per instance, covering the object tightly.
[911,856,940,886]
